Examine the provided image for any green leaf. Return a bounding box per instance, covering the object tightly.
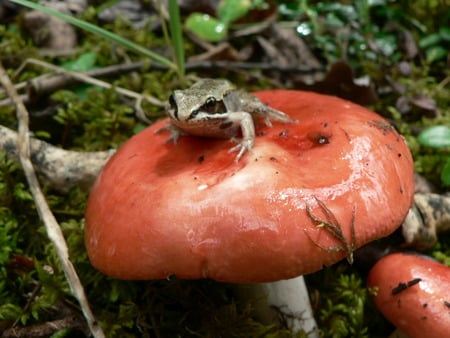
[61,52,97,72]
[418,125,450,148]
[185,13,228,42]
[168,0,185,77]
[218,0,252,24]
[33,130,51,139]
[419,33,441,48]
[0,303,22,320]
[59,52,99,98]
[425,46,448,63]
[439,27,450,41]
[278,3,304,18]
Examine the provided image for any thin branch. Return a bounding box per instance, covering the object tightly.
[0,63,105,338]
[186,60,326,74]
[15,58,165,107]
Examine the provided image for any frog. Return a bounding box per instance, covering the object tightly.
[165,78,293,161]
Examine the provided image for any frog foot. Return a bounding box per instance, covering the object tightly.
[229,137,254,162]
[156,121,186,144]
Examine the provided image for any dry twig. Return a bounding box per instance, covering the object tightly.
[14,58,165,106]
[0,124,112,192]
[0,62,105,338]
[2,315,86,338]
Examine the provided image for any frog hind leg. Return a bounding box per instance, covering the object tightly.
[238,91,293,126]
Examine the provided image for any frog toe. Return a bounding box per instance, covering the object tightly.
[229,139,253,162]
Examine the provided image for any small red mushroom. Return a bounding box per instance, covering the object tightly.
[85,90,414,283]
[367,252,450,338]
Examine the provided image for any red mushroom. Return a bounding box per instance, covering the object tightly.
[85,90,414,283]
[367,252,450,337]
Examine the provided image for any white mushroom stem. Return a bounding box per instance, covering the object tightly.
[238,276,319,337]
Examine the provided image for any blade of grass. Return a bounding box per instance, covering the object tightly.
[9,0,176,70]
[168,0,185,78]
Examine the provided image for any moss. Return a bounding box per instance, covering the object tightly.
[431,232,450,267]
[306,263,390,338]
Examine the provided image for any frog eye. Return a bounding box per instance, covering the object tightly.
[202,96,226,114]
[205,97,216,107]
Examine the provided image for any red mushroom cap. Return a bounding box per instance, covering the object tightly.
[85,90,414,282]
[367,252,450,338]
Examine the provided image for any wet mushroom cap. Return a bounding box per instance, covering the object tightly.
[85,90,414,283]
[367,252,450,338]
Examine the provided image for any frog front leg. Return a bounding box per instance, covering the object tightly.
[156,121,187,144]
[225,111,256,161]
